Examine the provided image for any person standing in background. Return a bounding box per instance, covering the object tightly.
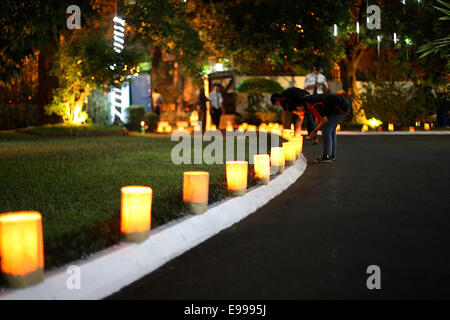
[303,63,330,144]
[209,84,224,128]
[197,87,208,132]
[152,88,164,116]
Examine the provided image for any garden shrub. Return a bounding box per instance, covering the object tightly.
[126,105,146,131]
[255,103,282,123]
[237,78,283,122]
[142,112,160,132]
[0,103,38,129]
[361,81,434,128]
[87,89,113,126]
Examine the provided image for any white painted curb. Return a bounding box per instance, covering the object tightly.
[296,130,450,136]
[336,130,450,136]
[0,155,307,300]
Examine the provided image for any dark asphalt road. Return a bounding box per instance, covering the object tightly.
[108,135,450,299]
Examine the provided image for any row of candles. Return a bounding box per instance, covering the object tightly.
[0,135,303,289]
[361,123,432,132]
[156,121,290,134]
[156,121,433,134]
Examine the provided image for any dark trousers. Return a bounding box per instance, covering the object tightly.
[322,99,350,157]
[211,108,222,127]
[306,112,316,134]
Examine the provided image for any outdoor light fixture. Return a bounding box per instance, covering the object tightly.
[356,21,360,42]
[253,154,270,185]
[0,211,44,288]
[121,186,152,243]
[183,171,209,214]
[388,123,394,131]
[377,35,381,56]
[270,147,285,174]
[226,161,248,197]
[365,117,383,129]
[424,123,430,130]
[282,142,297,166]
[215,63,224,72]
[112,16,127,122]
[140,121,145,135]
[113,17,126,53]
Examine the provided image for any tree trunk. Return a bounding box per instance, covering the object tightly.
[339,42,367,123]
[338,0,367,124]
[37,47,58,125]
[173,61,184,114]
[151,46,162,86]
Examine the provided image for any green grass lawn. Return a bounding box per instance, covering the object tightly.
[18,124,125,135]
[0,131,278,278]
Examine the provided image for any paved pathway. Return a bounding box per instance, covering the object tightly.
[108,135,450,299]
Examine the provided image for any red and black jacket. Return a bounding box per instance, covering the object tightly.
[303,94,350,120]
[279,87,309,112]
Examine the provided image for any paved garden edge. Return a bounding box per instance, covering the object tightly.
[0,155,307,300]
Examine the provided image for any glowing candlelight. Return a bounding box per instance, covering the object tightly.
[270,147,285,174]
[183,171,209,214]
[253,154,270,185]
[0,211,44,288]
[121,186,152,243]
[388,123,394,131]
[282,142,297,166]
[226,161,248,196]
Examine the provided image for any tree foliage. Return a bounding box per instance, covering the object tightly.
[0,0,94,83]
[125,0,204,81]
[417,0,450,71]
[187,0,348,74]
[46,29,142,123]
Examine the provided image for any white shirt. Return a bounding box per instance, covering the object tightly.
[304,73,329,95]
[209,91,223,109]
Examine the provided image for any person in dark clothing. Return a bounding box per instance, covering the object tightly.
[197,88,208,132]
[270,87,315,139]
[290,93,351,163]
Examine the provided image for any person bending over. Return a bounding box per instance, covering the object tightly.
[291,93,351,163]
[270,87,318,142]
